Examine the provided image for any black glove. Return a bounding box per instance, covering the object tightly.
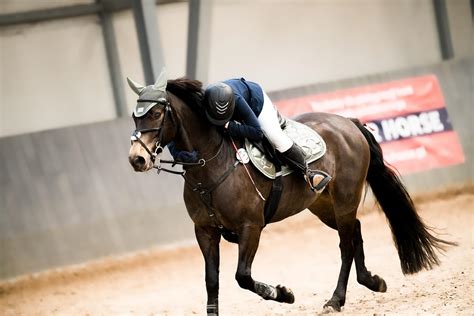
[176,150,199,163]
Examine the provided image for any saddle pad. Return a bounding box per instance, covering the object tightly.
[245,119,326,179]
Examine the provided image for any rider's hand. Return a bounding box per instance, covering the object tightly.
[177,150,199,163]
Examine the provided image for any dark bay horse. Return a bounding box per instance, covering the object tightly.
[128,78,453,315]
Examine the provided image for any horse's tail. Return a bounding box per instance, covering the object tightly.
[350,118,455,275]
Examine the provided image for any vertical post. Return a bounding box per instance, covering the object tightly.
[433,0,454,60]
[132,0,164,84]
[186,0,212,84]
[471,0,474,20]
[99,9,128,117]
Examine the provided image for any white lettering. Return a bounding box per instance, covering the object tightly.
[395,117,411,138]
[385,146,427,163]
[382,119,398,141]
[406,115,423,136]
[365,122,383,143]
[310,85,414,112]
[379,110,445,141]
[419,112,433,133]
[429,111,444,132]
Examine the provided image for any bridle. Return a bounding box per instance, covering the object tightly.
[130,98,172,164]
[130,98,225,174]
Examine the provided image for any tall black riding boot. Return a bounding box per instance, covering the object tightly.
[281,143,332,192]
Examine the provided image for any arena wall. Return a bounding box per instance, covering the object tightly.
[0,57,472,279]
[1,0,472,137]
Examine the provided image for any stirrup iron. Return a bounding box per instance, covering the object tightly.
[305,169,332,192]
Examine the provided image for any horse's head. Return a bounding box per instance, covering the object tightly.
[127,71,179,172]
[128,71,207,172]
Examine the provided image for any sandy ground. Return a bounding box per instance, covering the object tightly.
[1,189,473,315]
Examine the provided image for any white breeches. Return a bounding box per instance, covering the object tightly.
[257,91,293,153]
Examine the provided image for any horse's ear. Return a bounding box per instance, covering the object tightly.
[127,77,145,95]
[153,68,167,92]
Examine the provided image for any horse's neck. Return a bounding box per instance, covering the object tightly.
[174,101,223,158]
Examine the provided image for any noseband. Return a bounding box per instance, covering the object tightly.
[131,99,173,164]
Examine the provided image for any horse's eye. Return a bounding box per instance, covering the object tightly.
[153,111,162,119]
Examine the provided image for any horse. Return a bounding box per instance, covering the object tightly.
[128,77,454,315]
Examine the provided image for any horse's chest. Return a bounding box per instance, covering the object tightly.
[185,188,264,229]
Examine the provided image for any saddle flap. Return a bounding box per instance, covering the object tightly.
[245,119,327,179]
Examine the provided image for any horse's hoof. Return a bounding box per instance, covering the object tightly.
[276,285,295,304]
[378,279,387,292]
[375,275,387,292]
[323,299,341,312]
[322,306,337,314]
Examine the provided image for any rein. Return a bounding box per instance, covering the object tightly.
[230,137,266,201]
[155,137,225,175]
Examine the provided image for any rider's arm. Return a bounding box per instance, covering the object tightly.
[226,95,263,141]
[167,141,179,159]
[167,141,198,163]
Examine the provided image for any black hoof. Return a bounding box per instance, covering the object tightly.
[375,275,387,292]
[360,274,387,293]
[323,298,342,312]
[276,285,295,304]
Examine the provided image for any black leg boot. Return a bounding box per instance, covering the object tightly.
[281,143,332,192]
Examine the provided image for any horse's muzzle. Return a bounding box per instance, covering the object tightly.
[129,154,152,172]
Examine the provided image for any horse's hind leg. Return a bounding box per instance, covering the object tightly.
[235,224,295,304]
[323,208,357,312]
[353,219,387,292]
[307,192,357,311]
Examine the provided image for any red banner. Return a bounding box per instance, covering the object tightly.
[275,75,465,174]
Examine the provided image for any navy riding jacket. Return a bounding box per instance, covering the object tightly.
[224,78,264,142]
[167,78,265,161]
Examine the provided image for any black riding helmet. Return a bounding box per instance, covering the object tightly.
[204,82,235,126]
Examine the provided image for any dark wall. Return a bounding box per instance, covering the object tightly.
[1,57,472,279]
[0,118,194,279]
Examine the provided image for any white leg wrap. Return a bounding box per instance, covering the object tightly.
[255,281,278,300]
[207,303,218,316]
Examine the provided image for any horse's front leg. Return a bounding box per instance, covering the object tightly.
[195,225,221,316]
[235,224,295,304]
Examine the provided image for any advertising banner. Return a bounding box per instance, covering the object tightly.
[275,75,465,174]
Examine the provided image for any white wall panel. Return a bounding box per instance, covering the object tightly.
[114,3,188,114]
[0,16,115,136]
[1,0,471,136]
[446,0,473,58]
[208,0,441,91]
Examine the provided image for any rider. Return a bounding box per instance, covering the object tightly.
[203,78,331,192]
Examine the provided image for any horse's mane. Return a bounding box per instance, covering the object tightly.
[166,78,204,113]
